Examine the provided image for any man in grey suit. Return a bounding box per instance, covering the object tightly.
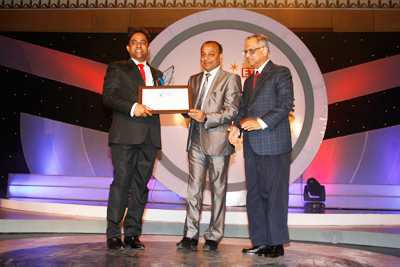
[103,28,162,250]
[228,34,294,258]
[176,41,242,251]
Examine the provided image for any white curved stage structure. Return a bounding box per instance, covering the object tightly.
[11,113,399,210]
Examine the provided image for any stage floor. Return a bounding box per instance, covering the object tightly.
[1,198,400,250]
[0,234,399,266]
[1,203,400,266]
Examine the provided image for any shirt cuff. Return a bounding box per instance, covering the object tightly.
[257,118,268,129]
[130,103,138,117]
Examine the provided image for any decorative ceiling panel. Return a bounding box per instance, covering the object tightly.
[1,0,400,9]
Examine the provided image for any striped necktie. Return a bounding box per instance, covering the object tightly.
[196,73,211,110]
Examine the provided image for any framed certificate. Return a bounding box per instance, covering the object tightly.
[139,85,192,114]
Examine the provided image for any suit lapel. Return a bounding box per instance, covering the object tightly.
[202,69,223,109]
[127,59,146,86]
[245,76,253,109]
[193,72,204,107]
[249,60,273,105]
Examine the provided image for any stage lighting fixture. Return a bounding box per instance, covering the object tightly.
[304,178,326,212]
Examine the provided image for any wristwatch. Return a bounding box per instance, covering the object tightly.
[203,115,208,123]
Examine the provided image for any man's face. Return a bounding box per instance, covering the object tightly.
[126,32,150,63]
[200,43,222,72]
[244,37,268,69]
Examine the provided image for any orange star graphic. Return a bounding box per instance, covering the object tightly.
[230,63,239,72]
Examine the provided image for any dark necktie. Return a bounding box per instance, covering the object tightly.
[196,73,211,110]
[253,71,259,91]
[138,63,146,84]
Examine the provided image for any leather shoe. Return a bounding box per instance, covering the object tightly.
[203,240,218,251]
[124,236,145,250]
[176,237,198,249]
[258,245,284,258]
[242,246,267,254]
[107,237,124,250]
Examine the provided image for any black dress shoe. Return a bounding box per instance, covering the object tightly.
[124,236,145,250]
[176,237,198,249]
[107,237,124,250]
[242,246,267,254]
[203,240,218,251]
[258,245,284,258]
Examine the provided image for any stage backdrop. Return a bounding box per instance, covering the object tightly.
[5,9,328,206]
[148,9,327,205]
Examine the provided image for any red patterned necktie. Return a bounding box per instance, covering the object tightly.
[138,63,146,84]
[253,71,259,91]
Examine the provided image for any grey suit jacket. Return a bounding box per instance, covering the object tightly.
[103,59,162,148]
[234,60,294,156]
[187,69,242,156]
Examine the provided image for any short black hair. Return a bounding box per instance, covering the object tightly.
[127,27,150,44]
[202,41,223,54]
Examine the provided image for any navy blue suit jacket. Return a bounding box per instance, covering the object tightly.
[234,60,294,157]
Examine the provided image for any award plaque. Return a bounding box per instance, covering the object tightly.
[139,85,193,114]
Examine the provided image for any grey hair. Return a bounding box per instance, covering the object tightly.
[245,34,270,54]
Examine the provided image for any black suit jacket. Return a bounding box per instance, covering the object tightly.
[103,59,162,148]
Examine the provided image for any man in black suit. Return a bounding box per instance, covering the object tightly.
[228,34,294,258]
[103,27,162,250]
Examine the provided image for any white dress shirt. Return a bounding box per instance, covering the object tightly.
[130,58,154,117]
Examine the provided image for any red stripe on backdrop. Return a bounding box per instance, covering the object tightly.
[323,54,400,104]
[0,35,107,94]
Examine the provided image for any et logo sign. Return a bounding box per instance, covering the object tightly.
[242,68,255,77]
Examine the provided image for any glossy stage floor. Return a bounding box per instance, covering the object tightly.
[1,234,400,267]
[1,200,400,266]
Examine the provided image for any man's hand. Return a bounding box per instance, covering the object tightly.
[240,118,262,131]
[188,109,206,123]
[134,104,153,117]
[227,125,240,145]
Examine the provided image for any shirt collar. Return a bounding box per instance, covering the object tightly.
[131,58,147,66]
[255,59,269,74]
[204,66,220,76]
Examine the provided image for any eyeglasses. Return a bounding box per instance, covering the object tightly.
[242,47,265,56]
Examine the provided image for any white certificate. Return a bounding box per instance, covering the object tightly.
[139,86,192,114]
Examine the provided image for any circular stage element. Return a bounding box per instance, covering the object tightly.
[149,9,327,205]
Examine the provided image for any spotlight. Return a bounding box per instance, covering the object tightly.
[304,178,325,212]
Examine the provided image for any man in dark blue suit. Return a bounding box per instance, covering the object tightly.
[228,34,294,258]
[103,28,162,250]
